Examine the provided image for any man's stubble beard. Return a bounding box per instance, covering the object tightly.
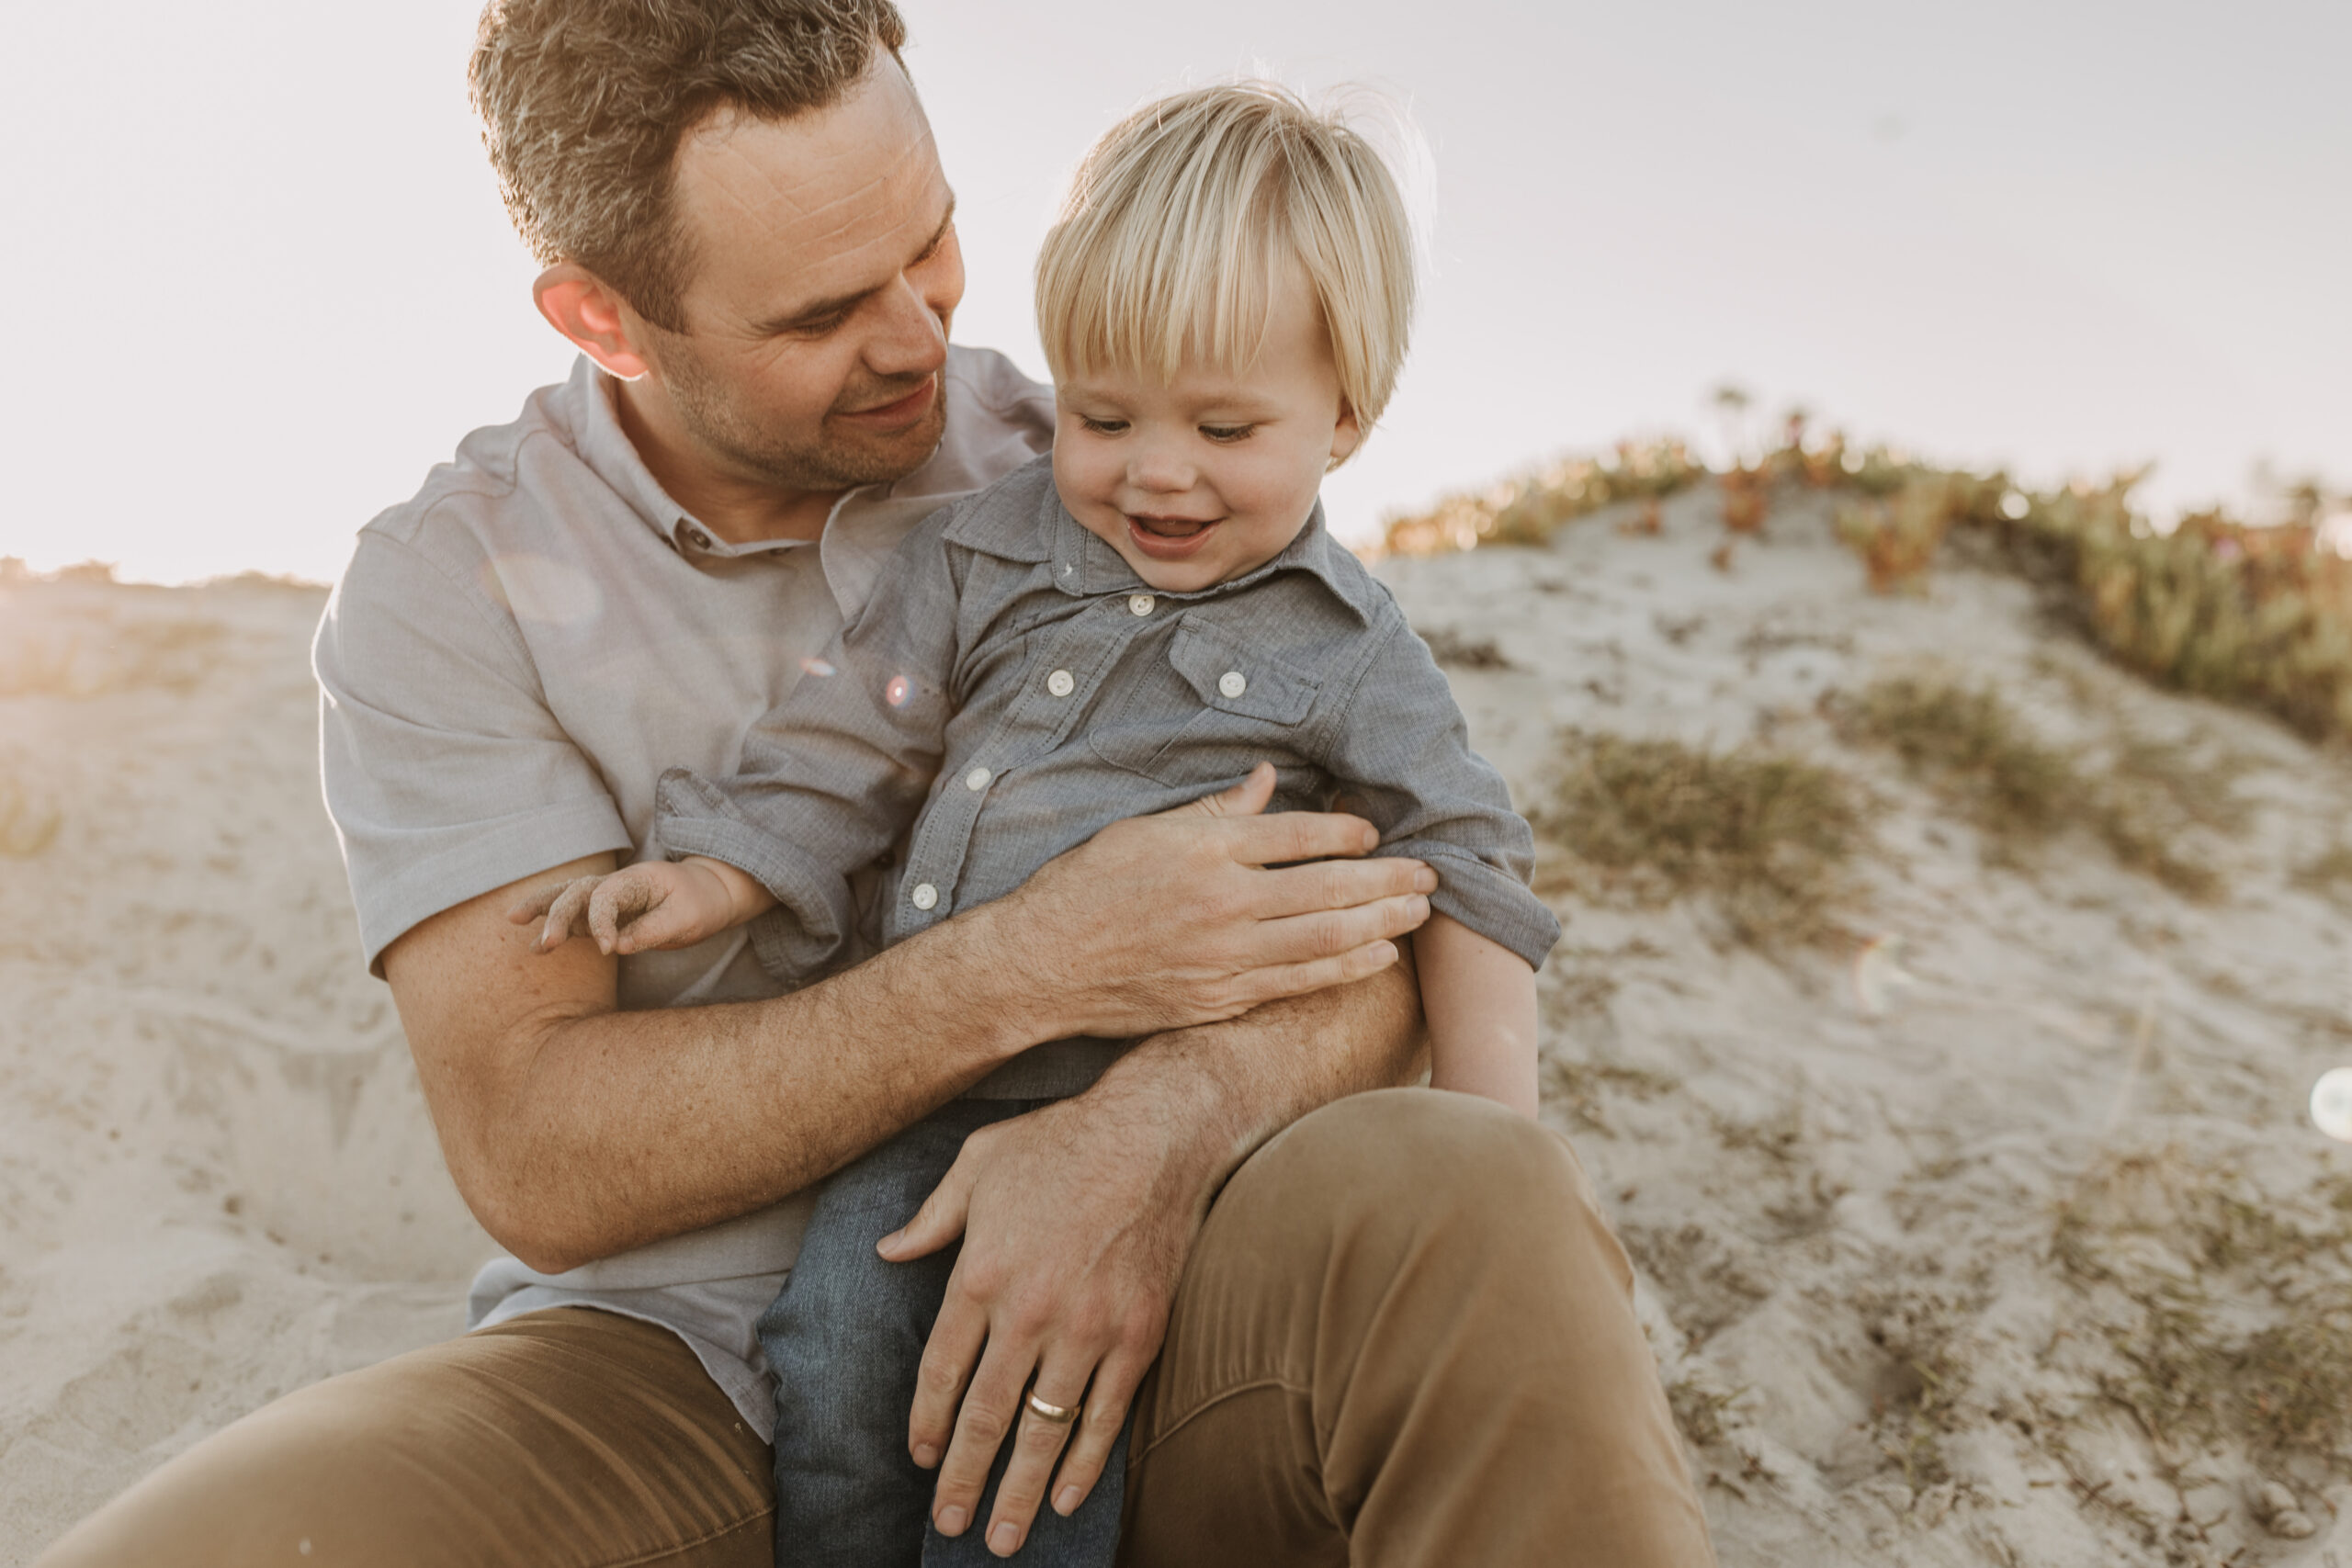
[658,333,948,495]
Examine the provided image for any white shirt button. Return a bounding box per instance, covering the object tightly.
[964,766,992,792]
[910,883,939,911]
[1046,669,1075,697]
[1218,671,1248,699]
[1128,593,1156,616]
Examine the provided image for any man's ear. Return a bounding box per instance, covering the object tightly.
[533,265,656,380]
[1328,398,1366,470]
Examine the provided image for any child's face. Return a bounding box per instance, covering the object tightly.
[1052,269,1363,593]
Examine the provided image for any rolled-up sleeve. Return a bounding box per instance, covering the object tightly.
[657,513,964,984]
[314,528,631,972]
[1315,618,1561,971]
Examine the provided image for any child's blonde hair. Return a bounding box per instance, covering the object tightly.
[1035,81,1417,441]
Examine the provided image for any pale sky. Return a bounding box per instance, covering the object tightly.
[3,0,2345,584]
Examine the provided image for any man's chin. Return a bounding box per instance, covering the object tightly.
[812,396,948,488]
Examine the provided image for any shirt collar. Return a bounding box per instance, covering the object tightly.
[1043,490,1374,624]
[563,355,944,571]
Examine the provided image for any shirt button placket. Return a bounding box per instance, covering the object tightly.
[910,883,940,912]
[1046,670,1075,698]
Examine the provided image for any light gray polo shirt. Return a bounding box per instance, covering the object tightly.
[312,346,1055,1438]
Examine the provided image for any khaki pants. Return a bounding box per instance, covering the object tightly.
[37,1091,1713,1566]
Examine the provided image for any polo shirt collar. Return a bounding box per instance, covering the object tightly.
[566,356,923,569]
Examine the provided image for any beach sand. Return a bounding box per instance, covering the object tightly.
[6,487,2349,1562]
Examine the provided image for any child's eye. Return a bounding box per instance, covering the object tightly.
[1078,416,1129,435]
[1201,423,1257,444]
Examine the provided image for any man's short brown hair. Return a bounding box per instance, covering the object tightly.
[470,0,908,332]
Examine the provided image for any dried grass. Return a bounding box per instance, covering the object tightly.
[2053,1146,2352,1465]
[1833,674,2245,898]
[0,615,228,698]
[1533,729,1869,943]
[0,768,61,858]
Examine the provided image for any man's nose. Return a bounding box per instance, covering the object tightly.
[863,271,950,382]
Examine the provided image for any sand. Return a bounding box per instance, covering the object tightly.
[5,490,2350,1562]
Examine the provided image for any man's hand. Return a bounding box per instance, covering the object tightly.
[876,942,1425,1557]
[993,762,1436,1041]
[878,1092,1193,1555]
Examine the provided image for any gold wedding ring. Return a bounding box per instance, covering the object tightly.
[1024,1391,1080,1425]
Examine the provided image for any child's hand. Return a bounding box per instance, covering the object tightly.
[505,858,751,956]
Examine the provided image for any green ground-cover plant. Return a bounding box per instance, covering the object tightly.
[1381,423,2352,745]
[1533,728,1869,942]
[1832,673,2245,897]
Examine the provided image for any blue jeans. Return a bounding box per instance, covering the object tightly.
[759,1100,1128,1567]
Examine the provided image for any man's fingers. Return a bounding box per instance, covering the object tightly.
[1243,891,1430,969]
[1218,806,1381,867]
[982,1361,1096,1556]
[1252,853,1437,920]
[1046,1347,1152,1519]
[878,1154,978,1264]
[908,1285,989,1471]
[1159,760,1275,820]
[930,1337,1036,1540]
[1229,939,1404,1011]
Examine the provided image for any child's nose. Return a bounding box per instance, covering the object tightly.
[1127,441,1193,493]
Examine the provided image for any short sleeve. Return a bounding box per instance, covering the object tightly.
[1316,618,1562,971]
[314,528,631,972]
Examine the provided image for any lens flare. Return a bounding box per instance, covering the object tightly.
[799,657,836,678]
[885,675,911,708]
[2312,1067,2352,1143]
[1852,935,1917,1017]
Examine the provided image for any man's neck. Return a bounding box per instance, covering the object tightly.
[612,378,844,547]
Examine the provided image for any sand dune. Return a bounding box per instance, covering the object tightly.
[5,488,2350,1563]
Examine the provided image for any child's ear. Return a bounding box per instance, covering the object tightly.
[1328,399,1365,469]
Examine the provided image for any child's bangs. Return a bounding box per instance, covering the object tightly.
[1039,133,1294,389]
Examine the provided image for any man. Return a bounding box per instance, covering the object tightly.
[40,2,1713,1563]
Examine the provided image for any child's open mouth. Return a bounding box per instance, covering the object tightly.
[1125,513,1221,560]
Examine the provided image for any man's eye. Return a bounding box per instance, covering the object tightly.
[791,314,850,338]
[1079,416,1128,435]
[1201,423,1256,444]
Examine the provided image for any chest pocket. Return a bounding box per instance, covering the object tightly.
[1088,619,1323,789]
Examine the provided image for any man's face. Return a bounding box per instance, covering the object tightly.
[638,58,962,494]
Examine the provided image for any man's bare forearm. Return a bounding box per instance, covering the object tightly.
[1075,945,1427,1214]
[389,865,1045,1272]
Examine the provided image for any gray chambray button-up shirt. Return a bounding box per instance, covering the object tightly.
[658,453,1561,1101]
[313,347,1055,1438]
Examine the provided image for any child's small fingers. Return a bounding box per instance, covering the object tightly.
[531,878,597,953]
[587,877,649,952]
